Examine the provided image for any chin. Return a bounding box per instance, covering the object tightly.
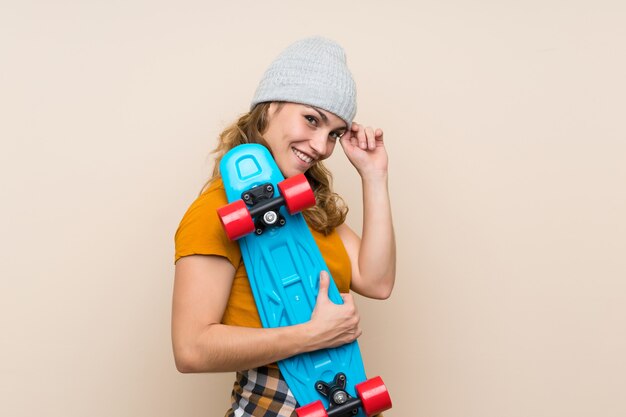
[279,164,305,178]
[284,170,301,178]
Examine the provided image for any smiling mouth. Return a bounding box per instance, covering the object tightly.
[292,147,314,164]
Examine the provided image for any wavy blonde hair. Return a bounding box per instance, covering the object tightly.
[201,102,348,235]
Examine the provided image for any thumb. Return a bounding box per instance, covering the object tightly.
[316,271,330,302]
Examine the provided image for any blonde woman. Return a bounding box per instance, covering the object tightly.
[172,36,395,417]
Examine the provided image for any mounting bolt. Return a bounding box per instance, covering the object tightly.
[263,211,278,225]
[333,391,348,405]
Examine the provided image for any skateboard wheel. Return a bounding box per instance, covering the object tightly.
[295,400,327,417]
[278,174,316,214]
[217,199,255,240]
[355,376,392,416]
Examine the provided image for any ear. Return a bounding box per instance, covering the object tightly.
[267,102,278,118]
[268,101,286,119]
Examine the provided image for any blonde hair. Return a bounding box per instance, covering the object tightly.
[201,103,348,235]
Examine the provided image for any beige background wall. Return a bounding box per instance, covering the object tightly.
[1,1,625,416]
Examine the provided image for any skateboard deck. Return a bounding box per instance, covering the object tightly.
[218,144,391,417]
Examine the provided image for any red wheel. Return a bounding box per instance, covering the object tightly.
[355,376,392,416]
[217,199,254,240]
[278,174,316,214]
[296,400,327,417]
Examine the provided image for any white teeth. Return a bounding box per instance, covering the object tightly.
[292,148,313,163]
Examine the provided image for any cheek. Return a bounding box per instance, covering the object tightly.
[290,123,310,139]
[263,125,288,154]
[326,141,337,156]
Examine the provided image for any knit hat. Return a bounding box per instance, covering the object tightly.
[250,36,357,126]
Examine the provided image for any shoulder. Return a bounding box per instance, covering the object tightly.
[176,179,228,228]
[174,177,241,264]
[176,178,227,233]
[187,178,228,213]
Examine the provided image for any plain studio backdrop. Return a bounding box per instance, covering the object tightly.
[1,1,625,416]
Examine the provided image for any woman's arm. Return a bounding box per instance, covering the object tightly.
[338,123,396,300]
[171,254,362,373]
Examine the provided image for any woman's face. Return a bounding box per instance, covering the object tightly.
[263,102,348,178]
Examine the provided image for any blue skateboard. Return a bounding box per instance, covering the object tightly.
[217,144,392,417]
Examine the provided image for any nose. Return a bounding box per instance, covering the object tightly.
[309,132,330,158]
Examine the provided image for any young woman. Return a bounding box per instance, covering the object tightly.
[172,36,395,417]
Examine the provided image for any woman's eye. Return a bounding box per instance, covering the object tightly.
[304,115,318,125]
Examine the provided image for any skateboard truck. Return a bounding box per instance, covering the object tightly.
[241,183,287,235]
[296,374,391,417]
[218,173,316,241]
[314,373,360,416]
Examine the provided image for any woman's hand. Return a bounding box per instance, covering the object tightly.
[306,271,362,349]
[340,122,388,180]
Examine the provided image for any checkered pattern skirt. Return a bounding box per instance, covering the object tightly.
[225,366,298,417]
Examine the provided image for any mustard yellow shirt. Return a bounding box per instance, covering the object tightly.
[174,178,352,329]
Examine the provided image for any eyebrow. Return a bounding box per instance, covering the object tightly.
[305,105,348,130]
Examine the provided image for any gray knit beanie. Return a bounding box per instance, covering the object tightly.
[250,36,357,126]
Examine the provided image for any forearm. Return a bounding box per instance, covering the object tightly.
[172,257,361,374]
[358,174,396,296]
[175,322,314,373]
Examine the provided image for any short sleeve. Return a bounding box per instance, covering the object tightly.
[174,179,242,267]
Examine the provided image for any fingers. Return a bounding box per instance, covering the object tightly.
[342,295,362,342]
[350,123,384,151]
[340,292,354,307]
[355,123,368,150]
